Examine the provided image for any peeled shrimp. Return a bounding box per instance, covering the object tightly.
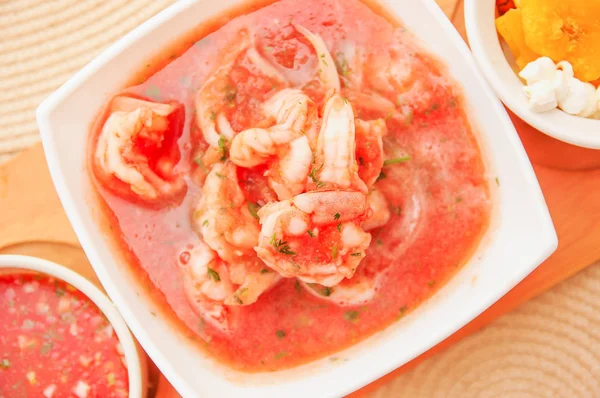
[178,242,280,333]
[195,30,287,148]
[230,89,317,199]
[355,118,386,188]
[94,95,185,203]
[362,189,391,231]
[312,94,368,193]
[302,263,382,306]
[293,23,340,94]
[255,191,371,286]
[192,162,260,264]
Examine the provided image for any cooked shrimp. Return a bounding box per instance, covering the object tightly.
[312,94,367,192]
[363,189,391,231]
[355,118,386,187]
[302,262,383,306]
[230,89,317,199]
[293,23,341,94]
[178,243,280,333]
[195,30,287,149]
[192,162,260,264]
[255,191,371,286]
[94,95,185,203]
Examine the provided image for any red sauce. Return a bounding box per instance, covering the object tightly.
[90,0,491,371]
[0,274,128,397]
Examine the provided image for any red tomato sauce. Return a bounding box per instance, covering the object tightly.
[90,0,491,372]
[0,274,128,397]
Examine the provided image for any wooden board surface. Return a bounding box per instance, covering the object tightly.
[1,1,600,397]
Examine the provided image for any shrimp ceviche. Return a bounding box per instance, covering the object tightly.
[89,0,491,371]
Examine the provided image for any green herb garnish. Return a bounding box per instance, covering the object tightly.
[276,330,286,339]
[247,202,260,220]
[202,219,209,227]
[274,351,289,360]
[376,171,387,182]
[383,156,411,166]
[344,310,360,322]
[337,223,342,232]
[334,213,341,220]
[307,230,315,238]
[350,252,362,257]
[218,135,229,161]
[207,268,221,282]
[331,244,338,259]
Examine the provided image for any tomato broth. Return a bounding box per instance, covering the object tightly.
[0,273,128,397]
[90,0,491,372]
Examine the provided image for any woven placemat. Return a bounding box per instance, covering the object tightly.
[1,1,600,397]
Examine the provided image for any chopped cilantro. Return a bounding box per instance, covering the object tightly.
[344,310,360,322]
[207,268,221,282]
[320,53,328,66]
[383,156,411,166]
[217,135,229,161]
[260,268,270,274]
[405,109,414,125]
[247,202,260,220]
[316,181,326,188]
[308,164,323,183]
[233,296,243,305]
[276,330,286,339]
[337,223,342,232]
[334,213,341,220]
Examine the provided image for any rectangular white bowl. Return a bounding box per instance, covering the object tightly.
[36,0,557,397]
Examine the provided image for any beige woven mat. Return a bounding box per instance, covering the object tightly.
[2,1,600,397]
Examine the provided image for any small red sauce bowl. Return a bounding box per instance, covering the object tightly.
[0,255,147,398]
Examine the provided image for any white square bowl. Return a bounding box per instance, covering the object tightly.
[36,0,557,397]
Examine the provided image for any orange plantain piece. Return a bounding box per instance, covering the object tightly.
[496,9,539,70]
[521,0,600,82]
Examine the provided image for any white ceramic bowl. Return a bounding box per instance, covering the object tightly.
[36,0,557,396]
[465,0,600,149]
[0,254,147,397]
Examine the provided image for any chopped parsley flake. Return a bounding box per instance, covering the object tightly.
[214,172,227,179]
[350,252,362,257]
[344,310,360,322]
[247,202,260,220]
[308,284,333,297]
[233,296,243,305]
[276,330,286,339]
[320,53,328,66]
[383,156,411,166]
[337,223,342,232]
[425,103,440,114]
[308,164,324,184]
[217,135,229,161]
[316,181,326,188]
[202,219,209,227]
[334,213,341,220]
[307,230,315,237]
[331,244,338,259]
[207,268,221,282]
[260,268,270,274]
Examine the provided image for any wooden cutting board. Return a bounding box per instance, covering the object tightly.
[1,1,600,397]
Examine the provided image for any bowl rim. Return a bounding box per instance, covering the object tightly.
[464,0,600,150]
[0,254,146,398]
